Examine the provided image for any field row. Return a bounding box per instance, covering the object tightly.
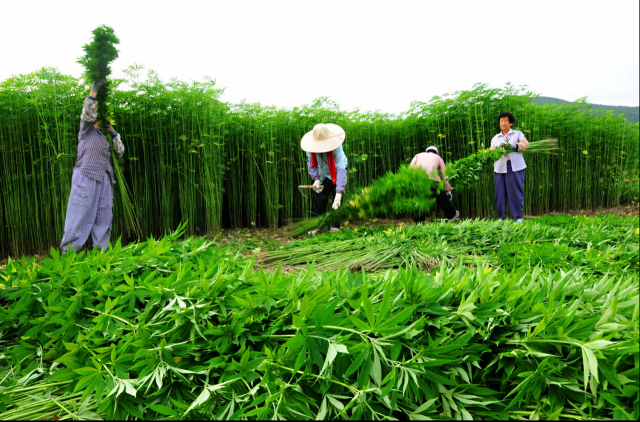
[0,216,638,420]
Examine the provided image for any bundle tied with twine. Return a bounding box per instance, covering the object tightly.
[77,25,141,238]
[293,139,559,236]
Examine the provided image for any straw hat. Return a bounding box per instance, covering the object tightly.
[300,123,346,153]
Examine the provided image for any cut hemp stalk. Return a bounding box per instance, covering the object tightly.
[77,25,141,238]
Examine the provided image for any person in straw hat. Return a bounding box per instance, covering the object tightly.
[301,123,348,234]
[410,145,460,223]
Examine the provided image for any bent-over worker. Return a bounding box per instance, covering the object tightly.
[410,146,460,223]
[300,123,348,234]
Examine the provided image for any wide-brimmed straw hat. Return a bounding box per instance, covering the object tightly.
[300,123,346,153]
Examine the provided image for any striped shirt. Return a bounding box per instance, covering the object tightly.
[74,97,124,184]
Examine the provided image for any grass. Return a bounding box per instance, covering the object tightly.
[0,215,638,420]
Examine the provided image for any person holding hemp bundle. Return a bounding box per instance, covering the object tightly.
[410,146,460,223]
[60,77,125,253]
[301,123,348,235]
[490,111,529,223]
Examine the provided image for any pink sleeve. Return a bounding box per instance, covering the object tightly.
[439,156,446,169]
[410,156,417,167]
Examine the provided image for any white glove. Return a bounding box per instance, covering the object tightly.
[517,138,529,152]
[312,179,323,193]
[332,193,342,210]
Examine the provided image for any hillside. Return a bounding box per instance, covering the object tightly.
[533,96,639,123]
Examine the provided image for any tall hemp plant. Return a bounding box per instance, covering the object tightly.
[77,25,141,239]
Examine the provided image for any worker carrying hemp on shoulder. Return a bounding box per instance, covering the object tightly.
[410,146,460,223]
[301,123,348,235]
[60,77,125,253]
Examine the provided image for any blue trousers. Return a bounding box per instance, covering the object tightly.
[60,169,114,252]
[494,161,525,219]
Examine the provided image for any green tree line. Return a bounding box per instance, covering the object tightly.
[534,96,639,124]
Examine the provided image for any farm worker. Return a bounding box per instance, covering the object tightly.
[490,112,529,223]
[60,77,125,253]
[410,146,460,222]
[301,123,348,234]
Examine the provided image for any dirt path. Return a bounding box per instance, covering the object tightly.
[2,203,638,270]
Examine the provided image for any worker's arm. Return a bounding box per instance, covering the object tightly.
[334,146,348,194]
[79,78,107,139]
[307,152,320,180]
[439,157,453,191]
[102,125,125,158]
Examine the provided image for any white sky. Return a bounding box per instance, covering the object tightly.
[2,0,638,114]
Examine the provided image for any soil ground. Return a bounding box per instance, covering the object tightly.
[2,203,638,270]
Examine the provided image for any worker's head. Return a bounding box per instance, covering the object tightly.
[498,112,514,132]
[426,146,439,155]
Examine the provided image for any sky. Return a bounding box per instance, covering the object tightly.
[2,0,638,114]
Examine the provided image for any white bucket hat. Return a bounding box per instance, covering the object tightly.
[300,123,346,153]
[426,146,439,154]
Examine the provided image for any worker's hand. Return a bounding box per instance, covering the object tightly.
[500,142,518,151]
[490,146,496,150]
[445,182,453,191]
[91,77,107,93]
[517,138,529,152]
[101,125,117,136]
[312,179,323,193]
[332,193,342,210]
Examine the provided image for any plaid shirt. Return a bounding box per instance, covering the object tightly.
[74,97,125,184]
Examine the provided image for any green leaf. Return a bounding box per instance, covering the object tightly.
[421,369,456,386]
[531,317,546,337]
[316,397,327,420]
[377,305,418,330]
[362,291,375,328]
[391,341,402,361]
[358,358,373,389]
[345,348,368,378]
[600,391,622,407]
[327,395,344,410]
[348,315,371,331]
[371,348,382,386]
[148,404,179,416]
[375,282,393,327]
[586,339,615,350]
[186,387,210,414]
[120,400,143,419]
[413,398,437,414]
[48,367,80,382]
[294,346,306,372]
[582,345,599,383]
[320,343,338,376]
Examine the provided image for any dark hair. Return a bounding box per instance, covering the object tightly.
[498,112,515,124]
